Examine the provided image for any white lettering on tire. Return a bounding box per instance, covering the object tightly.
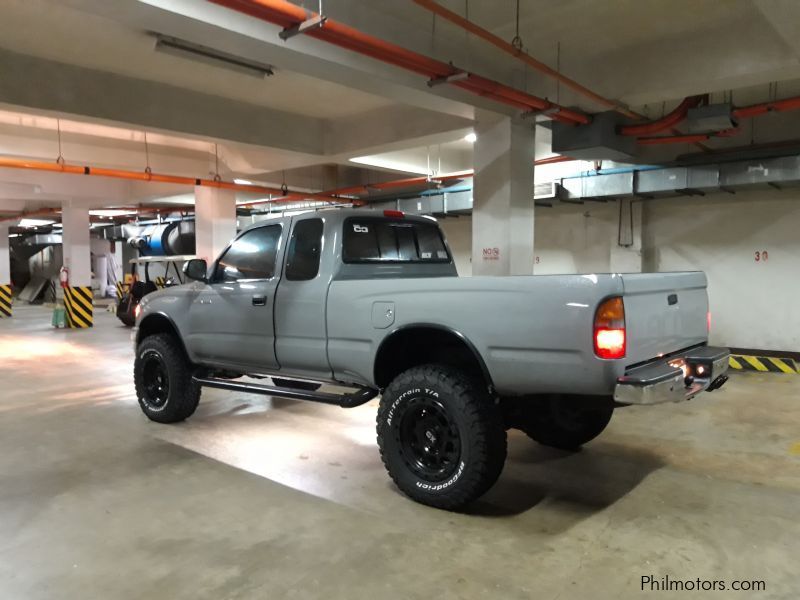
[415,461,465,491]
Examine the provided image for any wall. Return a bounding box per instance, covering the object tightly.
[439,201,619,277]
[437,188,799,351]
[643,189,800,351]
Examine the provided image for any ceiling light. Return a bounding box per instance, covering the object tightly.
[234,179,253,185]
[19,218,55,227]
[9,233,20,238]
[89,209,137,217]
[464,132,477,143]
[153,34,274,79]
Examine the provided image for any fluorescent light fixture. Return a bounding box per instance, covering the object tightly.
[89,209,137,217]
[464,132,477,143]
[349,156,429,175]
[153,34,274,79]
[234,179,254,185]
[19,218,55,227]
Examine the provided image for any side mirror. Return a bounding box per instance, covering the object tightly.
[183,259,208,282]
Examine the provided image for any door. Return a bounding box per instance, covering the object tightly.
[185,223,284,372]
[274,216,332,379]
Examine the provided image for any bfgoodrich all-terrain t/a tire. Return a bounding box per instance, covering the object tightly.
[377,364,507,511]
[133,333,201,424]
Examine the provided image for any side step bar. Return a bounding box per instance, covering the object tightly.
[192,376,379,408]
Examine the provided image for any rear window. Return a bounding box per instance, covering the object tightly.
[343,217,450,263]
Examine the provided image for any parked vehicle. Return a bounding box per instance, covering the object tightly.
[116,256,192,326]
[132,209,730,510]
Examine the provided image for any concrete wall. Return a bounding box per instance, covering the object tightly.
[643,190,800,352]
[437,189,799,351]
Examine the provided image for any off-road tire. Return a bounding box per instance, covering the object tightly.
[377,364,507,511]
[134,333,201,423]
[520,395,614,450]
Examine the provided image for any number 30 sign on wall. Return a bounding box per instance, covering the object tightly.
[754,250,769,262]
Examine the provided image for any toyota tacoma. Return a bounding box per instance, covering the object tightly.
[133,209,729,510]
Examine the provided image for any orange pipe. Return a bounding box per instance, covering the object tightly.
[534,155,576,166]
[412,0,639,119]
[0,157,345,205]
[619,96,705,136]
[732,95,800,120]
[209,0,590,124]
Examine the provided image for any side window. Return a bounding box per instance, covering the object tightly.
[213,225,281,283]
[285,218,323,281]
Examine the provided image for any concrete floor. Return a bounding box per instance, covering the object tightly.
[1,305,798,599]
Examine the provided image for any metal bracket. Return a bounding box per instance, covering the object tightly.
[427,71,469,87]
[279,15,327,41]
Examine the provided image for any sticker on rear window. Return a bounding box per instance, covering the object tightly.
[353,224,369,233]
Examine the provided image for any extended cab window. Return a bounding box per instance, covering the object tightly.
[213,224,281,282]
[343,218,450,263]
[285,218,324,281]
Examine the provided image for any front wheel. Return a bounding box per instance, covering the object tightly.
[377,364,507,511]
[518,395,614,450]
[133,333,200,423]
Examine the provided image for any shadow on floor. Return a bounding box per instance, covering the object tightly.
[466,436,664,519]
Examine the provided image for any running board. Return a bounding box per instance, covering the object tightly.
[192,376,379,408]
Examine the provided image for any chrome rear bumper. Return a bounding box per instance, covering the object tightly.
[614,346,730,405]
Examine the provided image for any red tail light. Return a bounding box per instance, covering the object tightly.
[707,311,711,334]
[383,210,405,218]
[594,297,626,359]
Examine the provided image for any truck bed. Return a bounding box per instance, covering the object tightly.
[326,271,710,396]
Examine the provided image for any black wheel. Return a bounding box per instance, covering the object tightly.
[518,395,614,450]
[377,364,507,510]
[134,333,200,423]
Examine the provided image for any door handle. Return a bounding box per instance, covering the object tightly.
[252,295,267,306]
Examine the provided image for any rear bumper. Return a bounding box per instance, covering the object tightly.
[614,346,730,405]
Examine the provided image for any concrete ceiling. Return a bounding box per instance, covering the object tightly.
[3,0,800,218]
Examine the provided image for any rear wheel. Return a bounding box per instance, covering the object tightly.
[518,395,614,450]
[377,364,506,510]
[134,333,200,423]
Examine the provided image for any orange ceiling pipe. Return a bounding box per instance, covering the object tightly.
[0,157,347,205]
[0,206,62,223]
[732,95,800,120]
[209,0,590,125]
[534,155,576,166]
[411,0,639,119]
[619,96,705,136]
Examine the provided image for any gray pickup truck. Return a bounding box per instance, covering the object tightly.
[132,208,730,510]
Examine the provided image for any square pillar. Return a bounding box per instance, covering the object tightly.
[0,224,11,318]
[62,205,94,327]
[609,198,643,273]
[471,110,535,276]
[194,186,236,262]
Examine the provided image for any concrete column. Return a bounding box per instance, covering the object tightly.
[609,198,643,273]
[61,205,92,287]
[471,110,535,276]
[194,186,236,262]
[0,224,11,318]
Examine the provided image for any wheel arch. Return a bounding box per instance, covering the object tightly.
[373,324,494,392]
[136,312,191,360]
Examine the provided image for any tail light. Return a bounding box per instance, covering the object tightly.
[707,311,711,334]
[594,297,626,359]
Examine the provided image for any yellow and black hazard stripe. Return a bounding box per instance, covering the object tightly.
[64,286,93,328]
[729,354,798,374]
[115,281,125,300]
[155,276,166,289]
[0,284,11,318]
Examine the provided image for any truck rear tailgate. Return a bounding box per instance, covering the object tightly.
[621,272,709,366]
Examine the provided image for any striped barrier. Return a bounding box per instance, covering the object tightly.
[0,284,11,318]
[64,286,93,328]
[729,354,798,374]
[155,276,166,289]
[115,281,126,300]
